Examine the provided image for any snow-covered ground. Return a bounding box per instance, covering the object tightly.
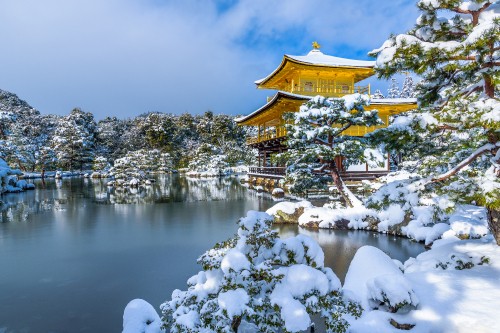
[348,238,500,333]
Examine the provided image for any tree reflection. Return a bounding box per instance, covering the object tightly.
[1,175,259,222]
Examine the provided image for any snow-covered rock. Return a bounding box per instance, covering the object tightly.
[266,200,314,224]
[271,187,285,198]
[91,171,102,178]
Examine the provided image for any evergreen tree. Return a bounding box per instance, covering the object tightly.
[400,76,416,98]
[161,211,361,333]
[386,78,400,98]
[372,89,385,99]
[9,114,58,172]
[370,0,500,243]
[51,108,97,170]
[278,94,384,207]
[96,116,126,161]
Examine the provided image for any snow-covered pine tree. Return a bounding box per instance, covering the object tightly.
[372,89,385,99]
[161,211,361,333]
[278,94,384,207]
[51,108,97,170]
[369,0,500,243]
[387,78,400,98]
[9,113,58,172]
[400,76,415,98]
[96,116,127,161]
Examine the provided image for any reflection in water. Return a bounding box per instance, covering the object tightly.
[1,175,262,222]
[90,175,254,204]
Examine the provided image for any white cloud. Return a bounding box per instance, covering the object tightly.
[0,0,418,119]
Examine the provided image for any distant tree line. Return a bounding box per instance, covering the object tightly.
[0,89,254,173]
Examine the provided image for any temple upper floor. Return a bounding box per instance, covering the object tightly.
[255,46,375,98]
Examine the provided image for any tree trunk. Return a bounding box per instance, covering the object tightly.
[487,207,500,246]
[483,74,495,98]
[231,316,242,332]
[329,162,361,208]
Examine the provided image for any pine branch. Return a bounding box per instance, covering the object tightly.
[432,142,500,182]
[314,138,330,146]
[450,2,492,25]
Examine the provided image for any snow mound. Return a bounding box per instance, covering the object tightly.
[122,299,162,333]
[344,246,416,311]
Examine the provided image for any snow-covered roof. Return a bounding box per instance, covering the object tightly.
[288,49,375,68]
[236,95,418,125]
[235,91,309,124]
[371,98,417,105]
[255,49,376,85]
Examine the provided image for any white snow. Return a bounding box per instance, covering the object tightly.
[447,204,489,239]
[297,205,377,229]
[122,299,162,333]
[347,238,500,332]
[288,49,375,68]
[220,249,251,274]
[271,188,284,195]
[377,204,406,232]
[343,246,410,310]
[217,288,250,318]
[270,264,334,332]
[266,200,313,215]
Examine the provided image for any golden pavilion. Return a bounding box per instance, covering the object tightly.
[236,43,417,181]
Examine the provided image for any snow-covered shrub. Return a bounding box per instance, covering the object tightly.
[404,240,491,274]
[187,144,230,177]
[161,211,361,333]
[365,171,453,235]
[366,274,419,313]
[111,149,173,181]
[93,155,110,171]
[15,179,35,190]
[0,158,23,194]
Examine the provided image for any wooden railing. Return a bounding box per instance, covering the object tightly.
[247,167,388,180]
[248,166,286,176]
[291,84,370,97]
[246,126,287,145]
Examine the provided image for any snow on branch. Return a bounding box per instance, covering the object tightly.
[433,142,500,182]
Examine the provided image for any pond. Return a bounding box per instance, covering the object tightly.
[0,175,424,333]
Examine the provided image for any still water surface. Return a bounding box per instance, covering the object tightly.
[0,176,424,332]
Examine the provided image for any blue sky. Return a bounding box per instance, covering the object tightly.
[0,0,419,120]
